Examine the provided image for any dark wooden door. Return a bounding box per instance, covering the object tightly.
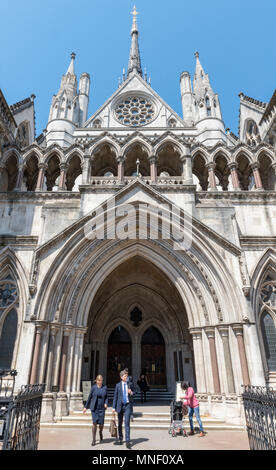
[141,342,166,387]
[107,343,132,387]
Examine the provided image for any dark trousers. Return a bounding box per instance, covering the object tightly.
[118,403,131,442]
[140,389,147,402]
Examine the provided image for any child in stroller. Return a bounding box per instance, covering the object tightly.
[168,400,188,437]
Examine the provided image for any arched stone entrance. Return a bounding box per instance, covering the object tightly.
[81,255,195,391]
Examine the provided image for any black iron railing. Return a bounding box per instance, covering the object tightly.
[0,370,45,450]
[242,385,276,450]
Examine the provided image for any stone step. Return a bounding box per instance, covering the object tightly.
[40,421,244,431]
[61,416,226,425]
[69,411,213,420]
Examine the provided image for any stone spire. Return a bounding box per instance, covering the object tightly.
[127,6,142,77]
[193,51,211,89]
[66,52,76,76]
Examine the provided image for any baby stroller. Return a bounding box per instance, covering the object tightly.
[168,400,188,437]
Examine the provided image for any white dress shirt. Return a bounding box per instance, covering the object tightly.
[121,381,129,404]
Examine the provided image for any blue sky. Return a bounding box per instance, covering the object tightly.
[1,0,275,136]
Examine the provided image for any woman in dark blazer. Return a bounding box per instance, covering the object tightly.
[83,375,108,446]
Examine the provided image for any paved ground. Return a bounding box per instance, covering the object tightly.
[38,427,250,450]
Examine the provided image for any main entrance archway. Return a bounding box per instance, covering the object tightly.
[82,255,195,391]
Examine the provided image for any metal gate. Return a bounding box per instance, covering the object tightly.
[0,370,45,450]
[242,385,276,450]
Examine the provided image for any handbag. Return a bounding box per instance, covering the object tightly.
[109,416,118,438]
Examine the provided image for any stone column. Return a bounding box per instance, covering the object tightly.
[218,326,235,394]
[14,164,25,191]
[76,329,86,390]
[29,323,46,384]
[181,144,193,183]
[58,163,69,191]
[205,328,221,394]
[228,162,241,190]
[45,325,59,392]
[117,156,124,183]
[41,325,59,422]
[55,326,72,419]
[35,163,47,191]
[70,328,87,412]
[190,328,207,393]
[232,324,250,386]
[250,162,263,190]
[59,327,71,392]
[149,155,157,183]
[81,154,90,185]
[206,162,217,191]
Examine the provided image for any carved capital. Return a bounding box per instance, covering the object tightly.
[249,161,260,171]
[148,154,157,164]
[60,162,69,172]
[232,323,244,336]
[227,162,238,171]
[217,325,229,337]
[206,162,216,171]
[38,162,47,171]
[205,327,216,339]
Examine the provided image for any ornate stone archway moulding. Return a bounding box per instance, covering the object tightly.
[39,235,228,330]
[30,178,246,330]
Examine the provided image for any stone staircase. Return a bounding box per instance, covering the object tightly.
[107,387,175,402]
[41,404,245,431]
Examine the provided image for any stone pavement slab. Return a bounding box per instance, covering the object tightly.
[38,427,250,450]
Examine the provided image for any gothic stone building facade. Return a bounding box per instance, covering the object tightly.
[0,12,276,424]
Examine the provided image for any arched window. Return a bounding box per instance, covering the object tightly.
[0,309,18,369]
[16,121,30,148]
[245,120,261,147]
[93,119,102,129]
[168,118,177,128]
[260,311,276,371]
[259,272,276,374]
[205,96,211,116]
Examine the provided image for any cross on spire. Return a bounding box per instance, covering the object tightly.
[127,5,142,77]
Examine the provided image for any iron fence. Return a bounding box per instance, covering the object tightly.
[242,385,276,450]
[0,370,45,450]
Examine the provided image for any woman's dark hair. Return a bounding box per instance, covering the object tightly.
[181,381,190,390]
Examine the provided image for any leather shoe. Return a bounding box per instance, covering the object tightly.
[113,440,123,445]
[126,441,132,449]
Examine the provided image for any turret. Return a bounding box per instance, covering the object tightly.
[46,53,90,147]
[192,52,225,145]
[78,73,90,126]
[180,71,194,126]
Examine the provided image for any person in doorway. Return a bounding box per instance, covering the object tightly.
[137,369,149,403]
[83,374,108,446]
[112,369,134,449]
[180,381,205,437]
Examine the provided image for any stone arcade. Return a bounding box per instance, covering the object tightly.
[0,8,276,425]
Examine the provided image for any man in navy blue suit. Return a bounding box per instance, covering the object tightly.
[112,369,134,449]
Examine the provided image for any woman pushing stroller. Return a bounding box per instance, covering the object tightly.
[180,382,205,437]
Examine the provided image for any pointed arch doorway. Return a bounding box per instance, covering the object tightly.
[141,326,166,387]
[84,255,195,393]
[107,326,132,387]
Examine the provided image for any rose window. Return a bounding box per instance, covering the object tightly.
[0,282,18,309]
[114,96,155,126]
